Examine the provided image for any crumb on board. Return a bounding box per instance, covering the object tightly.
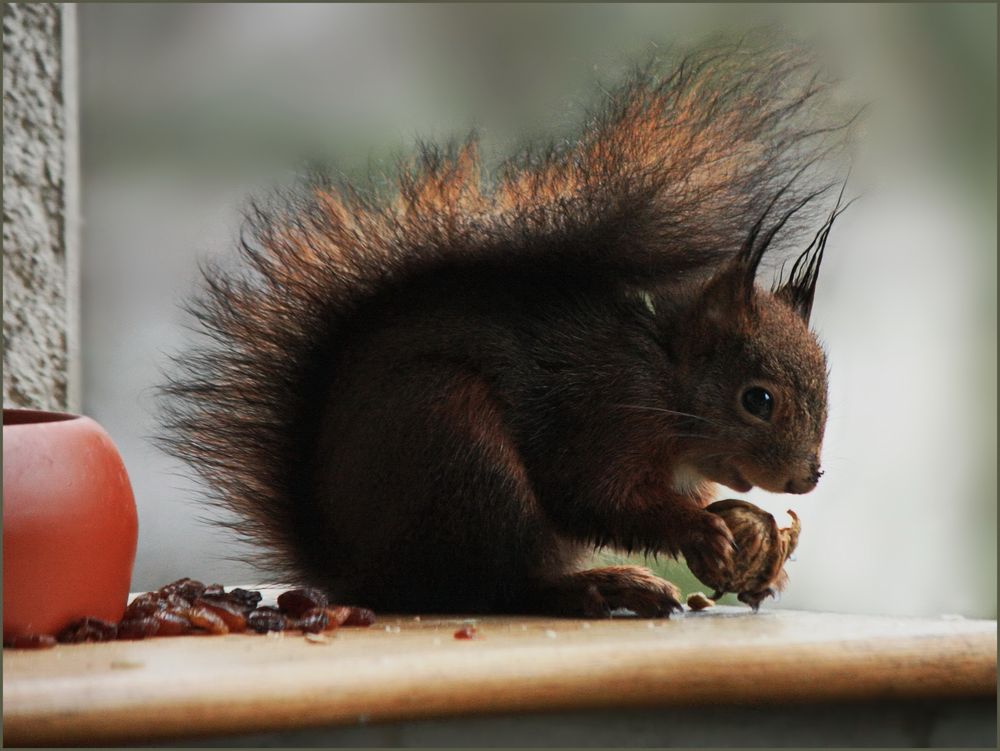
[110,660,144,670]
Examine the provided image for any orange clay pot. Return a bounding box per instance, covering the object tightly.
[3,409,138,640]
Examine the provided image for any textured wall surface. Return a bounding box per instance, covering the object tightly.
[2,3,78,411]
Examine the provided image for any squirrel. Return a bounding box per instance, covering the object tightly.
[160,44,855,617]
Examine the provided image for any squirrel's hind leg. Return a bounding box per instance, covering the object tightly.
[312,359,565,613]
[523,565,683,618]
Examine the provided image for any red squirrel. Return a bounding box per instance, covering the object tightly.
[161,45,854,617]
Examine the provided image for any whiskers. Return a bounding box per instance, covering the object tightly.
[612,403,725,428]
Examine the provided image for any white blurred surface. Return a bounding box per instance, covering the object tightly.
[78,4,996,617]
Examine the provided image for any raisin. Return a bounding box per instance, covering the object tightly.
[56,617,118,643]
[117,618,161,640]
[4,633,57,649]
[158,578,206,602]
[227,588,263,613]
[324,606,376,628]
[343,607,376,627]
[149,611,192,636]
[324,606,351,628]
[295,607,329,633]
[116,611,192,640]
[247,607,287,634]
[194,597,247,633]
[276,588,328,618]
[124,591,166,618]
[453,626,478,640]
[183,606,229,635]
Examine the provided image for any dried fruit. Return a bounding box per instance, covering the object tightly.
[325,606,352,628]
[194,597,248,632]
[123,592,165,618]
[246,607,288,634]
[685,500,801,610]
[227,588,263,613]
[276,588,329,618]
[19,580,374,646]
[56,617,118,643]
[183,605,229,635]
[117,611,194,640]
[4,633,57,649]
[295,607,330,633]
[158,577,206,603]
[117,618,162,640]
[151,611,194,636]
[686,592,715,611]
[343,606,376,627]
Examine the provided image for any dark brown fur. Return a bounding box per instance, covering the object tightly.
[160,43,854,616]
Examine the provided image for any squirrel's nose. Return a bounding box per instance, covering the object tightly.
[784,463,822,494]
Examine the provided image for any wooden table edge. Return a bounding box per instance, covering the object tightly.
[4,627,995,746]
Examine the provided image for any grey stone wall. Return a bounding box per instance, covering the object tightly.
[2,3,79,412]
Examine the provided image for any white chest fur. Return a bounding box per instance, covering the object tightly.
[670,464,715,503]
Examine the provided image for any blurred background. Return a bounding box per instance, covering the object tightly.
[78,3,996,618]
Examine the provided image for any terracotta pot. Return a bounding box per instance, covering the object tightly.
[3,409,138,640]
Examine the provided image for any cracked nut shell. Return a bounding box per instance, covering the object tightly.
[687,499,801,610]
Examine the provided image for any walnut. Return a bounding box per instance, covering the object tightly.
[687,500,801,610]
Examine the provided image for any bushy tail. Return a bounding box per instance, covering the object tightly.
[159,41,853,583]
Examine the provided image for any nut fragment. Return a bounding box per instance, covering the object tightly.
[686,500,801,610]
[686,592,715,611]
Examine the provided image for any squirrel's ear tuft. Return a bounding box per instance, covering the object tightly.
[773,180,856,323]
[734,158,840,312]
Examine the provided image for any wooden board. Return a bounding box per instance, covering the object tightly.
[3,597,995,746]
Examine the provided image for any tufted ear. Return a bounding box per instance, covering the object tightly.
[702,168,835,326]
[773,180,855,323]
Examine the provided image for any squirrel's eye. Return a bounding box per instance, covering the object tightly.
[741,387,773,421]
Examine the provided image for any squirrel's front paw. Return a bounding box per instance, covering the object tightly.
[679,511,737,578]
[530,566,683,618]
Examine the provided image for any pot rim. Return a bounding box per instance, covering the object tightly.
[3,408,83,427]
